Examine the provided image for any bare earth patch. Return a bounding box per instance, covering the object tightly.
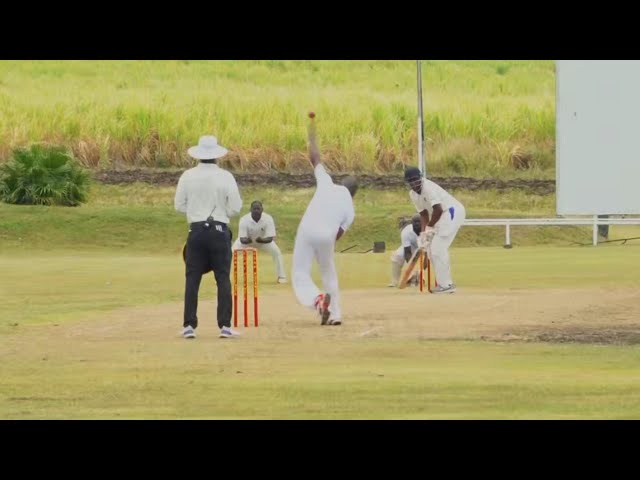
[9,287,640,350]
[92,169,556,194]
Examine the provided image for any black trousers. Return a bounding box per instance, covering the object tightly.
[183,221,232,330]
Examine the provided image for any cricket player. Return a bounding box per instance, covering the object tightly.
[389,214,422,287]
[232,200,287,284]
[404,166,466,293]
[291,113,358,325]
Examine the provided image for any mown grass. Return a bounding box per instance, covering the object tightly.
[0,60,555,177]
[3,336,640,419]
[3,244,640,331]
[3,183,633,255]
[2,246,640,419]
[2,183,640,419]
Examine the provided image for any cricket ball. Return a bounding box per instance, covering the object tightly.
[308,112,315,119]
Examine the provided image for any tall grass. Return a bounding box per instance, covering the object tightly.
[0,60,556,176]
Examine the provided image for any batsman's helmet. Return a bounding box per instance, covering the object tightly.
[404,166,423,190]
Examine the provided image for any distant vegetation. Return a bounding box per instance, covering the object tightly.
[0,144,90,206]
[0,60,555,178]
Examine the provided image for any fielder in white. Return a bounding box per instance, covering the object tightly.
[389,214,422,287]
[292,114,358,326]
[232,200,287,284]
[404,166,466,293]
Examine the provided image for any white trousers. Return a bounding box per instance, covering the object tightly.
[232,239,287,279]
[390,245,416,265]
[429,204,466,287]
[291,228,341,321]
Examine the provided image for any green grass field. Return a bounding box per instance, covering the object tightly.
[2,185,640,420]
[1,245,640,419]
[4,336,640,419]
[4,183,637,255]
[0,60,555,177]
[2,245,640,330]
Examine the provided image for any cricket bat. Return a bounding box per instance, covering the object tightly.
[398,248,425,289]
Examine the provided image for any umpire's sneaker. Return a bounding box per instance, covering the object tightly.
[432,284,456,294]
[182,326,196,339]
[219,326,241,338]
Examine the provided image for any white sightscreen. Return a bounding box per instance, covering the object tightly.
[556,60,640,215]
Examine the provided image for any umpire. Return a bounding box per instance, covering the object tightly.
[174,135,243,339]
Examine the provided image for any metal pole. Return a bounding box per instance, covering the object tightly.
[417,60,426,177]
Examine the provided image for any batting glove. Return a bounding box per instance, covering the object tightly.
[419,227,435,244]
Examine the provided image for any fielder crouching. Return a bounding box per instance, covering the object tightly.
[389,214,422,287]
[232,200,287,284]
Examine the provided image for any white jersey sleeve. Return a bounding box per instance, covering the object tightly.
[422,180,445,208]
[264,214,277,237]
[400,224,418,249]
[224,171,243,218]
[339,187,355,232]
[238,214,249,238]
[174,171,188,214]
[314,164,333,189]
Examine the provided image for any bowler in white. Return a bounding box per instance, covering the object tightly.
[292,115,358,325]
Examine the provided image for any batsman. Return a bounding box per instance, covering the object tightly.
[403,166,466,293]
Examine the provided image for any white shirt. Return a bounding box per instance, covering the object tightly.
[174,163,242,224]
[238,212,277,240]
[409,178,463,218]
[400,224,419,251]
[298,164,355,237]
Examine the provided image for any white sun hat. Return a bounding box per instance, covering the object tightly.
[187,135,229,160]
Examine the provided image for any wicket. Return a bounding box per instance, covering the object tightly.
[233,248,259,327]
[419,250,433,293]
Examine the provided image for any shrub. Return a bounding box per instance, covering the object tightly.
[0,144,90,206]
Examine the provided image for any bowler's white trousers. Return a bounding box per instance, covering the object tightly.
[429,203,466,287]
[291,227,341,321]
